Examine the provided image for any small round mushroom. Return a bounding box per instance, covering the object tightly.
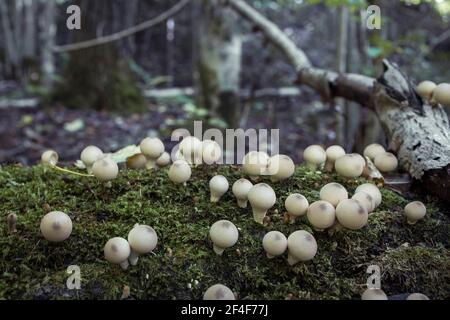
[286,230,317,265]
[324,145,346,172]
[140,137,165,169]
[40,211,72,242]
[267,154,295,182]
[335,199,368,230]
[302,145,326,170]
[209,220,239,255]
[168,160,192,185]
[242,151,269,180]
[156,151,171,167]
[92,158,119,182]
[352,191,375,213]
[335,154,364,178]
[416,80,436,100]
[7,213,17,233]
[307,200,336,231]
[127,224,158,266]
[355,183,382,208]
[432,83,450,106]
[262,231,288,259]
[374,152,398,173]
[104,237,131,270]
[247,183,276,224]
[209,175,229,202]
[232,178,253,208]
[179,136,202,165]
[202,140,222,165]
[319,183,348,207]
[203,284,235,300]
[80,145,104,173]
[361,288,388,300]
[404,201,426,225]
[407,293,429,300]
[126,153,147,169]
[284,193,309,223]
[41,150,59,166]
[363,143,386,161]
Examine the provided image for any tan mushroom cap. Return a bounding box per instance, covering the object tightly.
[352,191,375,213]
[307,200,336,231]
[335,154,364,178]
[363,143,386,161]
[41,150,59,166]
[40,211,73,242]
[374,152,398,173]
[203,284,235,300]
[416,81,436,100]
[209,220,239,255]
[104,237,131,264]
[80,145,104,167]
[168,160,192,184]
[262,231,288,258]
[361,288,388,300]
[336,199,368,230]
[128,224,158,254]
[287,230,317,265]
[404,201,426,225]
[432,82,450,105]
[407,293,429,300]
[324,145,346,171]
[139,137,165,159]
[242,151,269,177]
[156,152,171,167]
[303,145,326,169]
[92,158,119,181]
[209,175,229,202]
[267,154,295,182]
[231,178,253,208]
[247,183,276,224]
[319,183,348,207]
[126,153,147,169]
[355,183,382,208]
[285,193,309,217]
[202,140,222,164]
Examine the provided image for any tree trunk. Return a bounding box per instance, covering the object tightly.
[0,0,19,78]
[23,0,36,59]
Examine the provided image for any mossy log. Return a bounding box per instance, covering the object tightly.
[0,165,449,299]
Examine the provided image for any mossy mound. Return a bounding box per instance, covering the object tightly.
[0,165,449,300]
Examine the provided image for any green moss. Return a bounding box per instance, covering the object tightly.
[0,165,449,300]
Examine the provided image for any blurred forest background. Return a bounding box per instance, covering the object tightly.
[0,0,449,165]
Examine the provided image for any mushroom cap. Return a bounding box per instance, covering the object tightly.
[335,199,368,230]
[361,288,388,300]
[335,154,364,178]
[104,237,131,264]
[203,284,235,300]
[404,201,426,222]
[40,211,73,242]
[41,150,59,166]
[232,178,253,200]
[363,143,386,161]
[126,153,147,169]
[92,158,119,181]
[209,175,229,194]
[303,145,326,166]
[267,154,295,180]
[407,293,429,300]
[285,193,309,217]
[156,151,171,167]
[242,151,269,176]
[168,160,192,184]
[262,231,288,257]
[432,83,450,105]
[209,220,239,249]
[179,136,202,158]
[307,200,336,230]
[80,145,104,166]
[247,183,276,210]
[202,140,222,164]
[287,230,317,262]
[374,152,398,173]
[140,137,165,159]
[355,183,382,207]
[319,183,348,207]
[325,145,346,162]
[416,80,436,100]
[352,191,375,213]
[127,224,158,254]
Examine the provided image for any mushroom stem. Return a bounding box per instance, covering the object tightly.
[407,219,417,225]
[287,253,299,266]
[86,165,93,174]
[236,199,248,208]
[323,160,334,172]
[266,253,275,259]
[249,175,260,182]
[210,194,221,203]
[128,250,140,266]
[119,260,130,270]
[145,159,157,169]
[213,244,225,256]
[252,208,267,224]
[287,213,296,224]
[7,213,17,233]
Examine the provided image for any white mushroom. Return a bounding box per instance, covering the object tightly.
[203,284,235,300]
[307,200,336,231]
[202,140,222,165]
[126,153,147,169]
[407,293,429,300]
[361,288,388,300]
[284,193,309,223]
[352,191,375,213]
[242,151,269,181]
[168,160,192,185]
[374,152,398,173]
[92,158,119,182]
[335,199,368,230]
[319,183,348,207]
[416,81,436,100]
[140,137,165,169]
[324,145,346,172]
[231,178,253,208]
[432,83,450,106]
[303,145,326,170]
[287,230,317,265]
[156,151,171,167]
[335,154,365,178]
[104,237,131,270]
[247,183,276,224]
[179,136,202,165]
[80,145,104,173]
[209,175,229,202]
[267,154,295,182]
[404,201,426,225]
[40,211,72,242]
[127,224,158,266]
[262,231,287,258]
[355,183,382,208]
[41,150,59,166]
[209,220,239,255]
[363,144,386,161]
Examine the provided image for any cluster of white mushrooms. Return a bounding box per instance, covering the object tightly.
[416,80,450,106]
[361,288,429,300]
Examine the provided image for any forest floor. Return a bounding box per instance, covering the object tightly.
[0,164,449,300]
